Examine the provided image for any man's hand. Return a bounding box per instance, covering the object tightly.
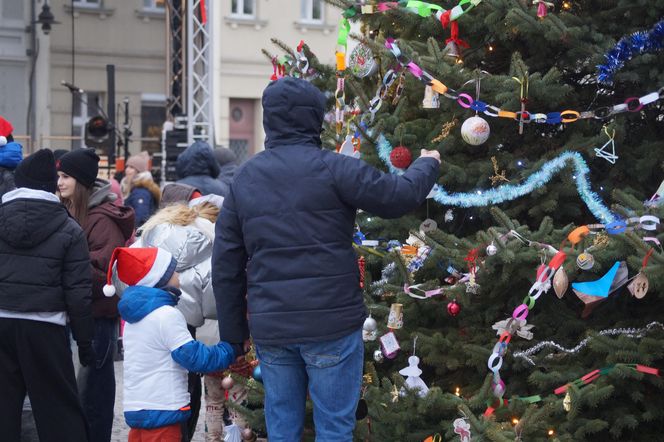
[420,149,441,163]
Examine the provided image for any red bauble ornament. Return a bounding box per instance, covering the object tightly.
[447,300,461,317]
[390,146,412,169]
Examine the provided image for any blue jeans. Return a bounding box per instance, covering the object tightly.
[256,329,363,442]
[77,318,117,442]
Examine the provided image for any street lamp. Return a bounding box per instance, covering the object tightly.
[35,1,59,35]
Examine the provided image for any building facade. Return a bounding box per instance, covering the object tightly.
[1,0,168,158]
[212,0,341,162]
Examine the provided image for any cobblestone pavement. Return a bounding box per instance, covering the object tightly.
[111,361,206,442]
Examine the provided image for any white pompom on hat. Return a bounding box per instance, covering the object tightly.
[104,247,177,297]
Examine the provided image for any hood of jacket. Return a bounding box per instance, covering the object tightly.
[118,286,179,323]
[88,181,135,241]
[0,188,70,248]
[176,141,220,179]
[132,173,161,204]
[262,77,326,150]
[140,221,213,271]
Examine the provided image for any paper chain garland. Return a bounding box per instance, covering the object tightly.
[343,0,481,23]
[598,19,664,85]
[376,134,616,224]
[513,322,664,366]
[383,39,664,126]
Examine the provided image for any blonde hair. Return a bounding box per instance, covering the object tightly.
[139,202,220,236]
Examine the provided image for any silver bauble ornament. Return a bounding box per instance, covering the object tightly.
[363,316,377,332]
[460,115,490,145]
[486,243,497,256]
[373,349,384,363]
[221,376,234,390]
[241,427,256,441]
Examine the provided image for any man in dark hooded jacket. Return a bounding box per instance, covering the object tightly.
[176,141,227,196]
[212,77,440,440]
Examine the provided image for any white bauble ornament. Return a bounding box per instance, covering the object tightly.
[460,116,490,145]
[362,315,378,342]
[373,349,384,363]
[486,242,497,256]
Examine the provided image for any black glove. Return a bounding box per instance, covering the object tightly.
[78,342,96,367]
[229,343,246,359]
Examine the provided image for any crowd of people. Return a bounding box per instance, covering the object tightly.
[0,77,440,442]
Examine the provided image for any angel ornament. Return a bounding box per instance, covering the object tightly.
[398,355,429,398]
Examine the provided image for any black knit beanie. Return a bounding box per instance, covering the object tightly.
[56,148,99,188]
[14,149,58,194]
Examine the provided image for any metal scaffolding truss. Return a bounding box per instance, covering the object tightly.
[165,0,214,146]
[186,0,214,145]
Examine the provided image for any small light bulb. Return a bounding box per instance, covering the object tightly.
[548,429,555,436]
[600,186,604,191]
[562,1,571,10]
[477,190,482,195]
[455,387,460,396]
[572,175,577,179]
[512,418,519,425]
[469,216,474,220]
[517,160,523,166]
[488,44,494,51]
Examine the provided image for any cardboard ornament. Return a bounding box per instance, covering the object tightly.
[627,272,649,299]
[572,261,628,318]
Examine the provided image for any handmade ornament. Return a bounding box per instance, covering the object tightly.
[572,261,628,318]
[444,209,455,222]
[460,115,490,145]
[221,376,234,390]
[552,267,569,298]
[447,300,461,317]
[419,218,438,234]
[594,126,618,164]
[379,331,400,359]
[422,85,440,109]
[338,134,361,159]
[349,43,378,78]
[486,242,498,256]
[628,272,649,299]
[576,251,595,270]
[398,356,429,398]
[363,314,378,342]
[533,0,553,18]
[373,348,384,363]
[492,318,534,340]
[387,303,403,329]
[389,145,412,168]
[377,134,617,223]
[563,391,572,412]
[358,256,366,289]
[453,418,472,442]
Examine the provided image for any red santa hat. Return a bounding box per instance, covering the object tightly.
[103,247,177,297]
[0,116,14,146]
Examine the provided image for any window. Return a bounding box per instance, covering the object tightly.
[142,0,165,12]
[72,92,103,150]
[73,0,101,7]
[231,0,255,18]
[301,0,323,23]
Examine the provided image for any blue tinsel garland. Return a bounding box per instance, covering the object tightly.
[376,135,616,223]
[597,19,664,84]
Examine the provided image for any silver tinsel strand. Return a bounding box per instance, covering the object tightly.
[513,322,664,366]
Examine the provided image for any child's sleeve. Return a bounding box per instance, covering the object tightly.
[171,340,236,374]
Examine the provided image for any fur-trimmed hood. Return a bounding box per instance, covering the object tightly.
[132,172,161,206]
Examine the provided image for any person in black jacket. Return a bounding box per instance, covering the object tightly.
[212,77,440,441]
[0,149,95,442]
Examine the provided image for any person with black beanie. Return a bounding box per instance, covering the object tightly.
[0,149,94,441]
[57,148,135,442]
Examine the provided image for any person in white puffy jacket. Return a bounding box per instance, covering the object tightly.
[131,195,225,442]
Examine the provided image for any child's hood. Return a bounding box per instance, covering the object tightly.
[118,286,178,323]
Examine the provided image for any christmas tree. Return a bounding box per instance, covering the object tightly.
[233,1,664,441]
